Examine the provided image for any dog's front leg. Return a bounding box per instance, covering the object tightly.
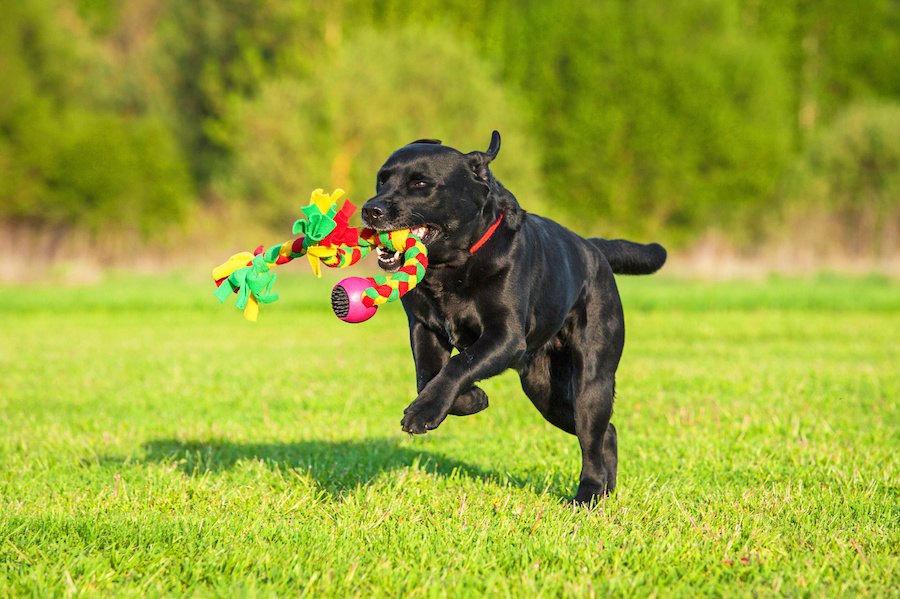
[409,320,490,418]
[401,327,525,434]
[408,319,452,392]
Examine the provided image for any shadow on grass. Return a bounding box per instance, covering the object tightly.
[140,437,572,501]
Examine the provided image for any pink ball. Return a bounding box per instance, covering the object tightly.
[331,277,378,323]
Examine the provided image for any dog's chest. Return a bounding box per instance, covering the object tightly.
[414,276,482,349]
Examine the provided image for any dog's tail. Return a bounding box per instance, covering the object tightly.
[590,239,667,275]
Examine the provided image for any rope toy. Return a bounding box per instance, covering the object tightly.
[212,189,428,323]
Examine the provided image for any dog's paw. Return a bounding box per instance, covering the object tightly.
[572,479,613,507]
[401,399,449,434]
[448,386,489,416]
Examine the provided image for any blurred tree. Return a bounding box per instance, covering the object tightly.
[486,1,793,241]
[741,0,900,141]
[333,0,796,239]
[73,0,118,35]
[218,27,544,226]
[0,0,193,236]
[156,0,325,185]
[44,112,193,235]
[2,0,898,253]
[783,103,900,257]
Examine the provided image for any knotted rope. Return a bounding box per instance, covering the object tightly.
[213,189,429,322]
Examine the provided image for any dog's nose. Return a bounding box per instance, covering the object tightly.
[361,202,386,225]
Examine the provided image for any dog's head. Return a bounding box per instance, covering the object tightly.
[361,131,524,269]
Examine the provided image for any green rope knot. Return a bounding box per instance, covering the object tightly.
[292,203,337,250]
[214,254,280,309]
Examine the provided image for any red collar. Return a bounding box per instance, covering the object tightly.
[469,212,504,254]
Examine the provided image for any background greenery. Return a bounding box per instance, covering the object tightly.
[1,0,898,255]
[3,5,897,595]
[1,274,897,595]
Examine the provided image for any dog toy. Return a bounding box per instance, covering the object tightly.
[213,189,428,323]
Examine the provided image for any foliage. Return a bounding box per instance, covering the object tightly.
[743,0,900,138]
[156,0,319,184]
[49,113,193,234]
[793,0,900,127]
[219,27,544,225]
[0,0,898,249]
[782,103,900,256]
[0,112,193,236]
[1,275,897,594]
[488,1,793,240]
[0,0,193,236]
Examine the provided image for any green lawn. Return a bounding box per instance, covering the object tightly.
[1,272,898,596]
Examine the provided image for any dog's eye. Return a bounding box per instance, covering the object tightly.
[410,180,429,189]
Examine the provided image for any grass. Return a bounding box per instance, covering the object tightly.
[1,270,898,597]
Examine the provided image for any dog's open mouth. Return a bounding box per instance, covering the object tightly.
[375,225,437,271]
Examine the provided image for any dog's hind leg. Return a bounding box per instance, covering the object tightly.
[572,374,618,504]
[565,274,625,505]
[603,422,618,493]
[519,349,617,502]
[518,349,578,435]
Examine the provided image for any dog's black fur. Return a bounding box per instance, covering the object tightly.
[361,132,666,504]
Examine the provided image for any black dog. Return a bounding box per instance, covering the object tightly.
[361,132,666,504]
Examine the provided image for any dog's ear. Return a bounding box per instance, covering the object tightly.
[408,138,442,145]
[467,130,501,182]
[468,131,524,230]
[485,130,501,160]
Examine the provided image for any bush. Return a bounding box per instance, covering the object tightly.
[0,108,194,237]
[156,0,315,184]
[0,0,194,237]
[783,103,900,257]
[219,26,545,227]
[47,113,195,236]
[501,0,794,241]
